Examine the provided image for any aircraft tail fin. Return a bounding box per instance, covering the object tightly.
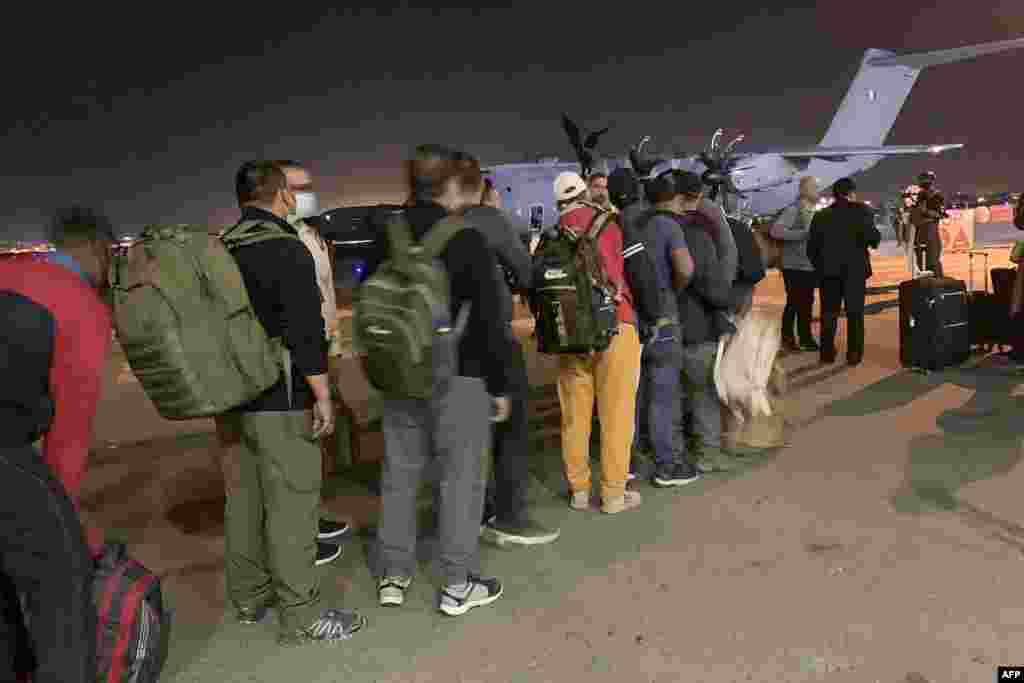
[818,38,1024,148]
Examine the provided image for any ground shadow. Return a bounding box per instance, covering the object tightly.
[821,369,947,418]
[892,387,1024,516]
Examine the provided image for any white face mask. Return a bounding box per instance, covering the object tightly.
[292,191,319,221]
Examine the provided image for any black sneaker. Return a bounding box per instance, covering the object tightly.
[439,575,503,616]
[315,542,343,567]
[318,518,350,541]
[652,462,701,488]
[482,518,560,547]
[278,608,367,645]
[799,340,820,352]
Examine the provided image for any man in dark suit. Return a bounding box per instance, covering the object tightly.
[807,177,881,366]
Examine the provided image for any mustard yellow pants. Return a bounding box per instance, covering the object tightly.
[557,323,642,502]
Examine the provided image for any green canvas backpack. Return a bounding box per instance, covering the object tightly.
[353,212,470,399]
[530,208,619,355]
[109,221,296,420]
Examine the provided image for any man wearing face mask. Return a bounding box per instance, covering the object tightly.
[274,161,353,550]
[216,161,365,645]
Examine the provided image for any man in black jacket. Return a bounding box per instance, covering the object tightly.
[369,145,512,616]
[807,177,882,366]
[220,161,365,645]
[911,171,945,277]
[463,180,559,546]
[673,172,735,473]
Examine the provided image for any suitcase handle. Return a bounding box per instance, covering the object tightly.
[968,250,989,292]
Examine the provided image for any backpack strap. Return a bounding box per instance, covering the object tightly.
[586,210,615,240]
[219,220,298,251]
[385,213,414,261]
[420,216,467,259]
[218,220,297,406]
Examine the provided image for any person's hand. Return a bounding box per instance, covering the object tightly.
[491,396,511,423]
[312,396,335,439]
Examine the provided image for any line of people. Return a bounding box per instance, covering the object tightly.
[3,151,881,680]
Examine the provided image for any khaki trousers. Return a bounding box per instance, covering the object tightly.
[556,323,642,502]
[216,410,322,633]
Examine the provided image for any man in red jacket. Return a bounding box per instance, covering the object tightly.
[0,207,114,682]
[552,172,644,514]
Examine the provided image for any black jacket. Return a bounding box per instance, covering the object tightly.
[369,201,514,396]
[807,199,881,280]
[462,205,532,325]
[619,202,669,327]
[229,207,327,412]
[676,212,732,345]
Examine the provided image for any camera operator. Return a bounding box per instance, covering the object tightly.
[910,171,946,277]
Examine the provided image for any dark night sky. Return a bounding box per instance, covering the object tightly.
[2,2,1021,239]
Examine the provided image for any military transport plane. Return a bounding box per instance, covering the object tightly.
[482,37,1024,229]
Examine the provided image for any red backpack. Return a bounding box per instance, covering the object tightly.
[94,543,171,683]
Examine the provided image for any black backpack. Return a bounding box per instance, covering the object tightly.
[728,217,766,286]
[531,209,619,354]
[1015,194,1024,230]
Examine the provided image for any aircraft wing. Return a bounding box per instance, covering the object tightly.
[763,143,964,161]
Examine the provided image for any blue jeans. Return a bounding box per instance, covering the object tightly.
[635,323,683,468]
[678,341,723,457]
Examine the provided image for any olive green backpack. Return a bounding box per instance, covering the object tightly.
[110,221,297,420]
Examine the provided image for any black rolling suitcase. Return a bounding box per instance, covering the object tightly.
[966,250,1009,351]
[899,246,969,371]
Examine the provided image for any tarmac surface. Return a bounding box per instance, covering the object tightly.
[83,244,1024,683]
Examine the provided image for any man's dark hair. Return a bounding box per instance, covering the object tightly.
[236,161,289,206]
[406,144,481,202]
[50,206,115,247]
[588,172,608,182]
[645,175,679,205]
[832,177,856,199]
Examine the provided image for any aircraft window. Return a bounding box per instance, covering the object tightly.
[530,205,544,232]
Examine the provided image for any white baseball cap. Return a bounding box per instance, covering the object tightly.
[553,171,586,202]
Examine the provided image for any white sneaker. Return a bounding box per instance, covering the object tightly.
[570,491,590,510]
[378,576,412,607]
[439,576,503,616]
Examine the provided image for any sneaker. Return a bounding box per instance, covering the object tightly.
[652,462,701,488]
[278,608,367,645]
[318,518,351,541]
[482,518,561,547]
[601,490,643,514]
[315,542,343,567]
[377,576,412,607]
[439,575,503,616]
[569,491,590,511]
[800,340,820,352]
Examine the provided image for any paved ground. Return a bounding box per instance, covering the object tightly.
[82,247,1024,683]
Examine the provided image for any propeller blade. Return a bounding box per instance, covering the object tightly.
[724,134,745,157]
[708,128,724,155]
[561,114,582,151]
[583,124,612,150]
